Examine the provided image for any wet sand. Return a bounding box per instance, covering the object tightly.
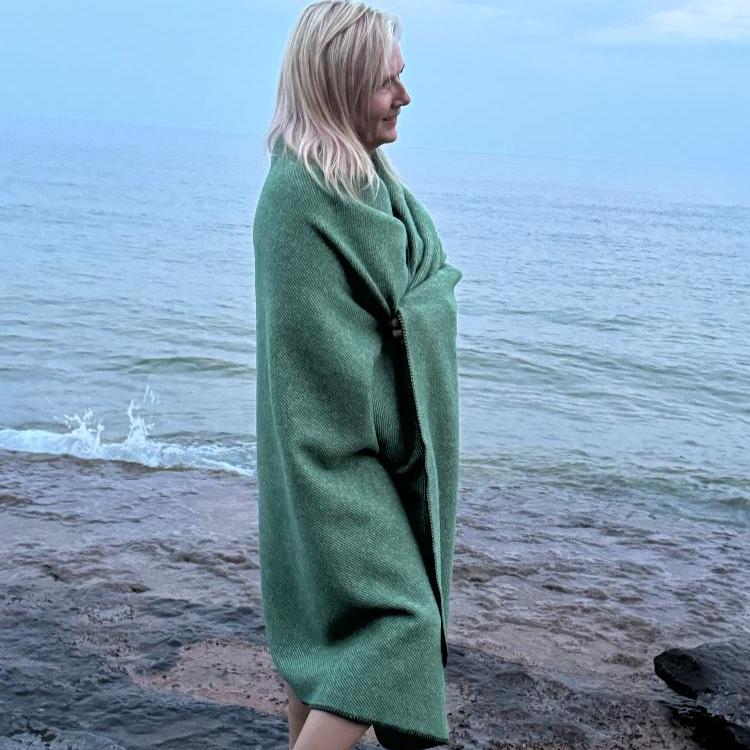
[2,450,744,748]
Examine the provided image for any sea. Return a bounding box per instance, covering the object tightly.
[0,113,748,748]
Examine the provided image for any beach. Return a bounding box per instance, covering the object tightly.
[3,449,745,748]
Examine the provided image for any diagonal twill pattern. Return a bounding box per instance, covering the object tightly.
[253,143,462,749]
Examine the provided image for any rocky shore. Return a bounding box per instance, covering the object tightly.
[1,451,746,749]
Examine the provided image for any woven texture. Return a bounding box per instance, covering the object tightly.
[253,146,463,749]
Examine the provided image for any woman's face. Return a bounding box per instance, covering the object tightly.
[358,41,411,152]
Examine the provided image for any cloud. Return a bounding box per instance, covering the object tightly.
[588,0,750,43]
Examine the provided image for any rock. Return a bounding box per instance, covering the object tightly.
[654,638,750,750]
[0,729,127,749]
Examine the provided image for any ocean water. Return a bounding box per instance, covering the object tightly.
[2,115,749,747]
[2,114,748,527]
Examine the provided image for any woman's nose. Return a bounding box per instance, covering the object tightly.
[396,80,411,106]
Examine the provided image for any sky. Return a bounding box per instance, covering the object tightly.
[1,0,749,170]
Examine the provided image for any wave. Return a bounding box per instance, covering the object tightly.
[460,450,750,527]
[0,386,254,476]
[98,355,253,376]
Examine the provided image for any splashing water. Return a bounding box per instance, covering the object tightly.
[0,385,253,476]
[55,384,160,461]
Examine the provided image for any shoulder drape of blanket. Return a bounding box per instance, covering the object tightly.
[253,148,462,750]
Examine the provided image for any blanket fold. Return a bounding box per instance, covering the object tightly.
[253,146,462,749]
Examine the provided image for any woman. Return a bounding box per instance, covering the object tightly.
[252,2,463,748]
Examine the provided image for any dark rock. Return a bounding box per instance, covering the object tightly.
[0,728,127,749]
[654,639,750,750]
[0,584,287,750]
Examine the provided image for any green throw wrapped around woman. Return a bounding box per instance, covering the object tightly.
[252,2,463,748]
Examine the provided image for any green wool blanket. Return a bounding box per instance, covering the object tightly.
[253,144,463,749]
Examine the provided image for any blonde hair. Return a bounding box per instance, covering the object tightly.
[265,0,404,202]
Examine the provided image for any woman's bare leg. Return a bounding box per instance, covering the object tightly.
[285,681,312,750]
[292,708,370,750]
